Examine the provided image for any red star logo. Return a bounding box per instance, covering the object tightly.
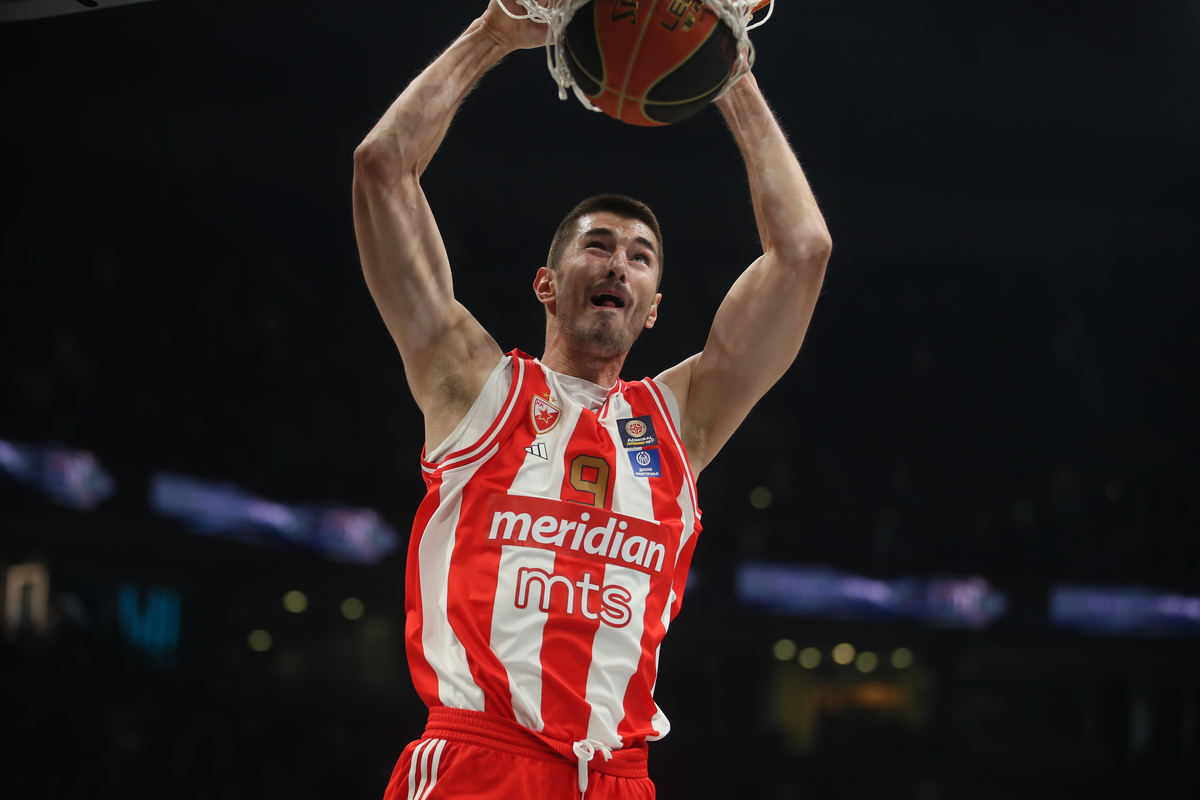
[530,395,561,435]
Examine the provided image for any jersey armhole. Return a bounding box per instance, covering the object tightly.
[647,379,683,433]
[422,356,515,467]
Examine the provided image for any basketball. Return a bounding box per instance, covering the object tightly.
[561,1,771,126]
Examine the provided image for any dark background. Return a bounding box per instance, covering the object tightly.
[2,1,1199,798]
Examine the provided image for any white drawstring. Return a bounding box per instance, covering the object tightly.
[572,739,613,798]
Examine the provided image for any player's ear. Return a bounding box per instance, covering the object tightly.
[533,267,557,309]
[644,292,662,329]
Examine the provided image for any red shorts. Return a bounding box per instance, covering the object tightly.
[382,708,655,800]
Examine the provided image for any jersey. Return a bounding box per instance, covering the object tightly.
[405,350,702,754]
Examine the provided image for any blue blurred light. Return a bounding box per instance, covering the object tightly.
[0,438,115,509]
[150,471,400,565]
[118,584,180,663]
[736,561,1007,628]
[1050,584,1200,635]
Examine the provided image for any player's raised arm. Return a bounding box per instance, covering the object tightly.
[352,3,545,448]
[657,72,833,476]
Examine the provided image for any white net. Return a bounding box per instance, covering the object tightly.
[496,0,775,114]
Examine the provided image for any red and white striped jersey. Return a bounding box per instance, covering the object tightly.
[405,350,702,752]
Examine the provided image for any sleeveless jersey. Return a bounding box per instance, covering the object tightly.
[405,350,702,752]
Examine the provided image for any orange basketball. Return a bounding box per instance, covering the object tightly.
[561,1,771,126]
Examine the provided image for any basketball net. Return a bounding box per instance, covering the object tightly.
[496,0,775,114]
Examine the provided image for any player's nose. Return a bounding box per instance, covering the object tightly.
[606,249,630,281]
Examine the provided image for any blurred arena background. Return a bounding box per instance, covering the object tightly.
[2,1,1199,798]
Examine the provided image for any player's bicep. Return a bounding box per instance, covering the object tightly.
[353,170,452,345]
[352,169,501,413]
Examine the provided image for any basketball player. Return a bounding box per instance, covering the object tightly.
[352,2,830,798]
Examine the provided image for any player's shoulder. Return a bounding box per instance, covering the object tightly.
[622,375,684,433]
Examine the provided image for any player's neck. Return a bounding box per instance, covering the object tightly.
[539,341,626,390]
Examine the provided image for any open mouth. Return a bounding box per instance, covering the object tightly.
[590,293,626,309]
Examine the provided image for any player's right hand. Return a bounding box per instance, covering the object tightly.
[480,0,549,52]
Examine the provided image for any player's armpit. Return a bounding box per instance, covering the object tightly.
[657,247,828,477]
[654,354,702,472]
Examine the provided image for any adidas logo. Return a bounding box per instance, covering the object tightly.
[525,442,548,460]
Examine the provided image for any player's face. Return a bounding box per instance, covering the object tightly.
[552,213,661,357]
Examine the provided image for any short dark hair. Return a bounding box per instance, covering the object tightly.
[546,194,664,288]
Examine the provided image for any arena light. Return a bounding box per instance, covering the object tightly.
[282,591,308,613]
[149,471,400,565]
[855,651,879,673]
[890,648,914,669]
[735,561,1007,629]
[0,437,114,509]
[1050,584,1200,635]
[773,639,797,661]
[832,643,856,665]
[749,487,773,509]
[799,647,822,669]
[248,629,273,652]
[341,598,365,620]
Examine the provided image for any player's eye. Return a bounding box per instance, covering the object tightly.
[586,241,607,250]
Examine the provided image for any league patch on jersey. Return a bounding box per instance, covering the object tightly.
[617,415,658,449]
[627,448,661,478]
[530,394,561,435]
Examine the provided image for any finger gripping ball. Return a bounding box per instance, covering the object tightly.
[563,1,747,126]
